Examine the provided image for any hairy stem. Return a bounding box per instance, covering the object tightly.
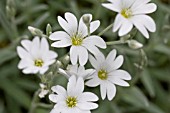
[28,89,40,113]
[98,23,113,36]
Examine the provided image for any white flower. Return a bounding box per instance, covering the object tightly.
[49,12,106,66]
[49,76,98,113]
[58,64,95,80]
[102,0,157,38]
[39,83,49,98]
[86,49,131,100]
[17,37,58,74]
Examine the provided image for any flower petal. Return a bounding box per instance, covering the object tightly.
[90,20,100,34]
[77,102,98,110]
[49,94,59,103]
[67,76,77,96]
[118,18,133,36]
[131,0,151,10]
[83,36,106,49]
[108,76,130,87]
[77,46,88,66]
[18,59,33,69]
[109,55,124,71]
[102,3,121,12]
[51,85,67,97]
[70,46,78,65]
[133,3,157,15]
[17,46,31,59]
[51,40,71,48]
[100,83,107,100]
[42,51,57,61]
[21,40,31,52]
[113,14,124,32]
[106,82,116,101]
[40,37,49,52]
[50,108,60,113]
[22,67,39,74]
[49,31,70,41]
[106,49,117,63]
[39,67,49,74]
[130,16,149,38]
[30,37,40,58]
[75,77,84,95]
[79,92,99,102]
[133,15,156,32]
[85,76,100,87]
[64,12,78,35]
[89,55,99,69]
[58,12,77,36]
[109,70,132,80]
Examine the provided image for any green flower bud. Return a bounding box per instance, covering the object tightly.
[46,24,52,36]
[28,26,43,36]
[127,40,143,49]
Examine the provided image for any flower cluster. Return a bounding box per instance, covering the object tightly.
[16,0,157,113]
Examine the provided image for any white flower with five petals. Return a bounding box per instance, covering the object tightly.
[49,12,106,66]
[102,0,157,38]
[86,49,131,100]
[17,37,57,74]
[49,76,98,113]
[58,64,95,80]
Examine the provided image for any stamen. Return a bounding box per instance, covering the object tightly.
[121,8,132,18]
[71,35,83,46]
[66,96,77,108]
[34,59,44,67]
[98,69,108,80]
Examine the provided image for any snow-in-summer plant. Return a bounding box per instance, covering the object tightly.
[15,0,157,113]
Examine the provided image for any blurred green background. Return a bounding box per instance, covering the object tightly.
[0,0,170,113]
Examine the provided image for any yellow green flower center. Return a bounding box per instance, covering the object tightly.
[66,96,77,108]
[71,36,83,46]
[34,59,44,67]
[98,69,108,80]
[121,8,132,18]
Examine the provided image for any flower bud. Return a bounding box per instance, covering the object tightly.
[28,26,43,36]
[46,23,52,36]
[6,0,16,18]
[39,83,49,98]
[127,40,143,49]
[83,15,91,25]
[62,55,70,65]
[56,60,63,68]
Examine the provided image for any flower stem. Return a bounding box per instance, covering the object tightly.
[36,103,53,109]
[106,40,127,45]
[28,89,40,113]
[98,23,113,36]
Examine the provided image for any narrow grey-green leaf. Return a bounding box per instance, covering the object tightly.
[141,69,155,97]
[121,86,149,108]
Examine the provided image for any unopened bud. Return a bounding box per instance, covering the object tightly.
[28,26,43,36]
[46,24,52,36]
[127,40,143,49]
[6,0,16,18]
[56,60,63,68]
[62,55,70,65]
[120,34,131,42]
[83,15,91,25]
